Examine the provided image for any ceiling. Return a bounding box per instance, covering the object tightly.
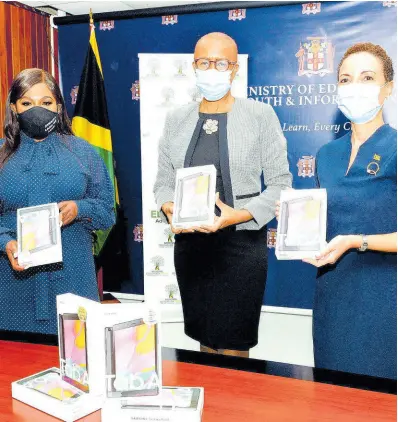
[17,0,225,15]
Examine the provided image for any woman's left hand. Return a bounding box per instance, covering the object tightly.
[58,201,78,226]
[303,235,355,267]
[193,194,241,234]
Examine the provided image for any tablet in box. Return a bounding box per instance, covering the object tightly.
[57,293,162,398]
[17,203,62,267]
[11,368,103,422]
[105,318,159,398]
[172,165,216,229]
[58,313,89,393]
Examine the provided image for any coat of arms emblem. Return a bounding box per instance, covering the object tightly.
[162,15,178,25]
[267,228,277,248]
[302,3,321,15]
[297,155,316,178]
[130,81,140,101]
[296,37,335,77]
[70,86,79,105]
[133,224,143,242]
[100,20,114,30]
[228,9,246,21]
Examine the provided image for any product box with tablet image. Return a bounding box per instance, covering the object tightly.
[172,165,216,229]
[102,386,205,422]
[17,203,62,268]
[11,368,103,422]
[57,293,162,399]
[276,189,327,260]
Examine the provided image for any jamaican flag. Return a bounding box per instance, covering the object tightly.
[72,14,118,257]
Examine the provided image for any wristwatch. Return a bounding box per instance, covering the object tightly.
[358,234,368,252]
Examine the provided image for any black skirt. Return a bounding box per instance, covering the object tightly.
[174,227,268,351]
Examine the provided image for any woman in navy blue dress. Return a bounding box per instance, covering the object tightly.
[305,43,396,379]
[0,69,115,335]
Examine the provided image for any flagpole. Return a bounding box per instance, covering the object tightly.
[72,6,120,294]
[89,8,94,34]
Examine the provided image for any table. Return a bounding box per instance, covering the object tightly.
[0,339,396,422]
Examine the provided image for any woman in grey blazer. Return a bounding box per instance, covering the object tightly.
[154,32,292,357]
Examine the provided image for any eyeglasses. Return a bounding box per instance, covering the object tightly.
[194,58,237,72]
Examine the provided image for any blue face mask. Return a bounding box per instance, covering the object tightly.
[195,69,232,102]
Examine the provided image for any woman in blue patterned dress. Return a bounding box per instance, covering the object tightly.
[0,68,115,335]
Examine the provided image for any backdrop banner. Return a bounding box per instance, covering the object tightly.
[139,53,248,305]
[58,1,397,309]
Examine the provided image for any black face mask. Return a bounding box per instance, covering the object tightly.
[18,106,58,140]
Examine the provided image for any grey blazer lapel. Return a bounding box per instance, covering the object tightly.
[184,116,205,168]
[218,113,234,209]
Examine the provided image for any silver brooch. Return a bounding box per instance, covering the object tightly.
[203,119,218,134]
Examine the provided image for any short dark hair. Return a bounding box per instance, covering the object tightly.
[338,42,394,82]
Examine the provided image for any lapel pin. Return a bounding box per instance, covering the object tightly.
[367,161,380,175]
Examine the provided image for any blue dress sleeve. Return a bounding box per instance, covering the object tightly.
[0,139,15,252]
[0,225,14,253]
[73,139,116,231]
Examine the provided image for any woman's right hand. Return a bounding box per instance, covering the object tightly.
[161,201,194,234]
[161,202,174,225]
[5,240,25,272]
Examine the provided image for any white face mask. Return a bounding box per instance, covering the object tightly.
[195,69,232,102]
[337,83,387,125]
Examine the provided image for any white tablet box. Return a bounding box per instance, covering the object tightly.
[276,189,327,260]
[11,367,103,422]
[17,203,63,268]
[172,165,217,229]
[56,293,162,400]
[102,387,205,422]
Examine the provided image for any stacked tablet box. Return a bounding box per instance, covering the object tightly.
[11,294,162,421]
[56,294,162,399]
[11,293,204,421]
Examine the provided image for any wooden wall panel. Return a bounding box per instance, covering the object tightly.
[53,26,59,82]
[4,4,13,88]
[36,13,43,70]
[0,2,8,129]
[24,9,32,71]
[31,11,38,68]
[0,1,59,138]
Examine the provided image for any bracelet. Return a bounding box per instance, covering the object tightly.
[358,234,368,252]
